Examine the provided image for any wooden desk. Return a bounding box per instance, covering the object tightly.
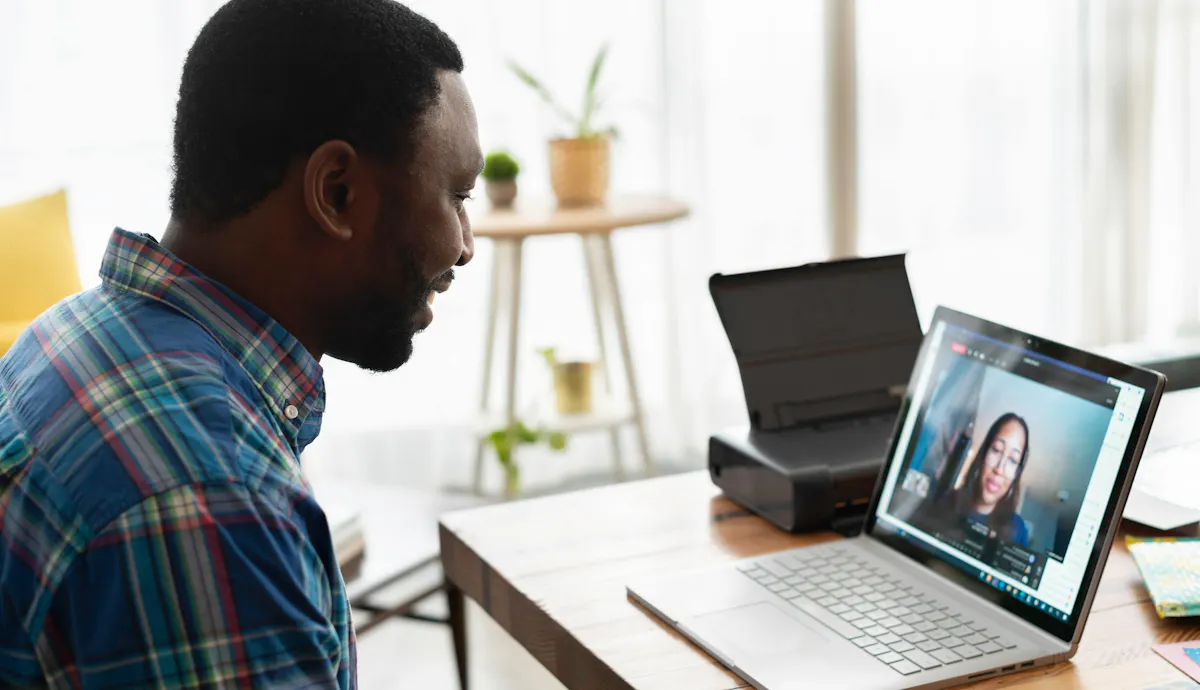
[467,196,689,496]
[441,470,1200,689]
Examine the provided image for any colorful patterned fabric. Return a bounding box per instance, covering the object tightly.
[0,228,355,688]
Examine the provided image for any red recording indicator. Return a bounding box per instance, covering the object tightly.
[951,342,968,355]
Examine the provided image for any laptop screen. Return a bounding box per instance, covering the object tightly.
[871,317,1146,627]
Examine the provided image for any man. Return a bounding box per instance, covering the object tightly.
[0,0,481,687]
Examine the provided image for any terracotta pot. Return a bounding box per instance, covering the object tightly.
[485,179,517,208]
[552,361,594,414]
[549,137,609,207]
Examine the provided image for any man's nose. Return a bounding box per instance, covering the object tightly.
[457,222,475,266]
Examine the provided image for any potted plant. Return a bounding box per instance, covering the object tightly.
[539,347,595,415]
[508,43,617,207]
[481,150,520,208]
[487,420,568,498]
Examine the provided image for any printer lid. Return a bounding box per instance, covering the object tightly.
[709,254,922,432]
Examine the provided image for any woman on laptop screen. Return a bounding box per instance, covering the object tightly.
[953,412,1031,547]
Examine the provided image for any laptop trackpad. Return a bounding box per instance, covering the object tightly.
[691,602,829,659]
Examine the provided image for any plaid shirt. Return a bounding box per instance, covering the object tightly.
[0,229,355,688]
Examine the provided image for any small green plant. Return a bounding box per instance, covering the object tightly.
[488,420,568,497]
[508,43,617,140]
[481,151,520,182]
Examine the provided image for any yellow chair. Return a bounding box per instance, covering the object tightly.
[0,189,81,357]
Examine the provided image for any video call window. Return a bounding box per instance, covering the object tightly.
[884,329,1118,590]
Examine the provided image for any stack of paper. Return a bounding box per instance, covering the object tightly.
[1128,536,1200,618]
[1125,444,1200,531]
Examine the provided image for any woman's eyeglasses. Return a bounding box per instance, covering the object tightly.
[984,449,1022,479]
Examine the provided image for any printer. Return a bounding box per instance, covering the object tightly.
[707,254,924,535]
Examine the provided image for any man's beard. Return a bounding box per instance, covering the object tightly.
[324,215,435,373]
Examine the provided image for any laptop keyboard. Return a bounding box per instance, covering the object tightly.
[737,545,1018,677]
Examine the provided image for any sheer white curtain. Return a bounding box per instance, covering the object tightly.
[2,0,1196,491]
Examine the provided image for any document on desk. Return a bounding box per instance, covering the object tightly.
[1125,444,1200,530]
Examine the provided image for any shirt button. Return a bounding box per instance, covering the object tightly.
[284,404,299,420]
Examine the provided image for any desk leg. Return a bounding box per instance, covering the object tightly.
[582,234,624,480]
[597,234,654,475]
[473,243,505,494]
[501,238,525,495]
[446,581,469,690]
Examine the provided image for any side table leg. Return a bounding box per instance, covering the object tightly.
[598,233,654,475]
[582,234,624,480]
[446,581,469,690]
[502,238,525,496]
[473,242,505,494]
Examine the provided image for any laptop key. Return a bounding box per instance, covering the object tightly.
[926,611,948,622]
[898,596,922,607]
[889,624,915,635]
[976,641,1003,654]
[789,596,864,639]
[798,583,819,595]
[866,644,890,656]
[997,637,1017,650]
[853,618,877,630]
[817,596,838,607]
[900,613,922,625]
[842,578,863,588]
[828,603,851,614]
[768,582,789,593]
[956,644,983,659]
[866,610,889,621]
[877,652,904,665]
[876,598,900,610]
[876,582,898,593]
[891,606,913,618]
[903,632,929,644]
[864,592,886,603]
[889,660,921,676]
[927,629,950,641]
[819,581,841,592]
[840,610,865,622]
[863,575,885,586]
[889,640,915,653]
[864,626,889,637]
[917,639,942,652]
[853,636,877,648]
[948,625,973,637]
[941,637,965,648]
[963,633,988,646]
[843,595,865,606]
[829,589,854,600]
[914,621,937,633]
[931,648,963,665]
[937,617,962,630]
[875,633,902,645]
[760,560,791,578]
[780,589,804,600]
[911,603,933,615]
[852,585,873,595]
[902,649,943,670]
[854,602,878,613]
[784,575,804,586]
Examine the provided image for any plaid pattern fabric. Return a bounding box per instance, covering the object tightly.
[0,228,355,688]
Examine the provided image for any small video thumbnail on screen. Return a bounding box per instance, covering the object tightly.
[886,336,1116,588]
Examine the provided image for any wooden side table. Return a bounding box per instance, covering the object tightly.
[469,195,690,495]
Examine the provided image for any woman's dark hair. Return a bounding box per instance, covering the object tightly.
[953,412,1029,542]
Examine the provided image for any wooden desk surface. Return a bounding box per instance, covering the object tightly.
[469,195,689,239]
[440,471,1200,689]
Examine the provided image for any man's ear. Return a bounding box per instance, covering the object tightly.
[304,140,358,241]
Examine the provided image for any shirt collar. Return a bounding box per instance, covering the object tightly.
[100,227,325,453]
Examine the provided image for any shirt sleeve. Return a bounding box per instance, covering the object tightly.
[34,482,345,689]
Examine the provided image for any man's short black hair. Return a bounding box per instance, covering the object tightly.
[170,0,464,223]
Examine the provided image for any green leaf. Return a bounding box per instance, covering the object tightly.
[507,59,579,128]
[579,43,610,138]
[481,151,520,181]
[547,431,568,451]
[537,347,558,369]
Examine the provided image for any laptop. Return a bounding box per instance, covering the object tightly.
[628,307,1165,689]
